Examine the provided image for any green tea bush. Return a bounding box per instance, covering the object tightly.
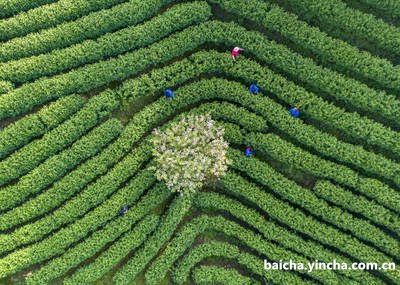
[0,0,125,41]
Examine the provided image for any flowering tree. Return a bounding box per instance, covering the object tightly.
[151,114,230,195]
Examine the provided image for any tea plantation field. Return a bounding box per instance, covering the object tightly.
[0,0,399,284]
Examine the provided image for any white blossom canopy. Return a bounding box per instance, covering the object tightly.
[151,114,230,195]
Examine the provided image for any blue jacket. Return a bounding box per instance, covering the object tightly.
[289,108,300,118]
[249,84,259,94]
[244,148,253,156]
[164,88,173,98]
[119,205,128,215]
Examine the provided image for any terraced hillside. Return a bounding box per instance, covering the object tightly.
[0,0,399,284]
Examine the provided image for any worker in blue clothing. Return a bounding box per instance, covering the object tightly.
[119,205,128,215]
[244,147,253,157]
[249,84,259,94]
[164,88,173,99]
[289,107,300,118]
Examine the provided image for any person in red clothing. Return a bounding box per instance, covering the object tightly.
[231,46,244,60]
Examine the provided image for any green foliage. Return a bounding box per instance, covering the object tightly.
[0,123,152,225]
[192,265,260,285]
[194,192,378,283]
[0,0,57,19]
[2,18,399,147]
[172,240,306,285]
[0,1,211,83]
[357,0,400,21]
[1,90,249,277]
[0,19,209,120]
[145,214,340,285]
[63,215,160,285]
[152,114,230,194]
[0,149,152,258]
[1,2,399,284]
[119,45,399,131]
[26,192,165,285]
[120,69,400,189]
[276,0,400,59]
[113,196,191,285]
[0,99,251,232]
[0,0,177,62]
[245,132,400,214]
[313,180,400,234]
[210,0,400,93]
[0,84,258,254]
[228,147,400,257]
[0,80,13,94]
[117,69,400,191]
[0,118,122,226]
[0,94,85,160]
[221,172,400,283]
[189,102,267,133]
[0,0,125,41]
[0,167,157,279]
[0,90,118,187]
[0,0,174,62]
